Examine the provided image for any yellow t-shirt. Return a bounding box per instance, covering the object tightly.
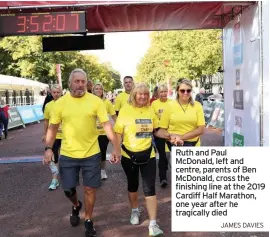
[114,104,159,159]
[159,100,205,146]
[50,92,109,158]
[96,98,116,135]
[114,92,130,112]
[151,98,172,120]
[151,99,172,151]
[44,100,62,140]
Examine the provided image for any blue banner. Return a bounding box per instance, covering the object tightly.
[16,106,39,124]
[32,104,44,121]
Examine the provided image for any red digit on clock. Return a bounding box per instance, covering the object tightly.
[56,15,66,31]
[71,14,79,30]
[17,16,26,33]
[30,16,39,32]
[43,15,53,32]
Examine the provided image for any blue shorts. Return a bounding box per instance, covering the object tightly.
[59,153,101,189]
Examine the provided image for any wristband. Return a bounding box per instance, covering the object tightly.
[45,146,52,151]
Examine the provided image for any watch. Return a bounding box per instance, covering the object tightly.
[45,146,52,151]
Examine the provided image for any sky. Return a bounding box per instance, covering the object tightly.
[84,31,152,80]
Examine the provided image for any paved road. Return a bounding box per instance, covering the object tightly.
[0,122,268,237]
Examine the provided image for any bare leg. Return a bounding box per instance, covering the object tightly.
[128,192,139,208]
[145,195,157,220]
[84,186,96,220]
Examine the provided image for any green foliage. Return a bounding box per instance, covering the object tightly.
[136,30,222,85]
[0,36,121,91]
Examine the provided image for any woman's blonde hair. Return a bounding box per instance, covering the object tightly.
[128,83,150,107]
[92,82,105,99]
[176,78,194,106]
[158,84,168,94]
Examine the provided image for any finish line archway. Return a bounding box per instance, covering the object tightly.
[0,1,269,146]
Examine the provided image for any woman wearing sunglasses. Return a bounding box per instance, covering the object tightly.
[156,79,205,147]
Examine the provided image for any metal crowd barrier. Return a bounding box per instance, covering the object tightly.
[7,104,44,130]
[203,100,224,130]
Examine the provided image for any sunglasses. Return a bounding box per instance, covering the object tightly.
[179,89,192,94]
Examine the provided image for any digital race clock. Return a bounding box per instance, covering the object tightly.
[0,11,86,36]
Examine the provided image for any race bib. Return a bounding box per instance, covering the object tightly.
[135,119,153,138]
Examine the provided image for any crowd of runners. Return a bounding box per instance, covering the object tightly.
[42,68,205,237]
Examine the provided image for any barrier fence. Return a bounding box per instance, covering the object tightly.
[7,104,44,130]
[6,102,223,131]
[203,100,224,130]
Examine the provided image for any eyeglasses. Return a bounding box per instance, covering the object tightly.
[179,89,191,94]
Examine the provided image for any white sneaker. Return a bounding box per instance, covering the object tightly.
[130,209,140,225]
[101,170,108,180]
[149,224,164,236]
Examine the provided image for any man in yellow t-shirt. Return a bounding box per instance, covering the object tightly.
[43,68,121,237]
[43,84,62,191]
[114,76,134,115]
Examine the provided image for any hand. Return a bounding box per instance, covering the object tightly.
[43,149,53,165]
[109,148,121,164]
[170,134,184,146]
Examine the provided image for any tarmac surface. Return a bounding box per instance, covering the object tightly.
[0,122,268,237]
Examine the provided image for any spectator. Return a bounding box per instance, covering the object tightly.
[195,88,205,106]
[0,98,9,140]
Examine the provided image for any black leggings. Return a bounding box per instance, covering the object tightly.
[98,135,109,161]
[154,136,168,182]
[121,156,156,197]
[52,139,62,164]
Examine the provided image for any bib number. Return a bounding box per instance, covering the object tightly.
[135,119,153,138]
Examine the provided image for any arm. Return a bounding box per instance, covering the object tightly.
[181,126,205,141]
[43,119,49,142]
[154,128,171,140]
[42,104,50,142]
[115,132,122,149]
[111,115,117,122]
[43,123,59,164]
[43,101,61,164]
[98,99,120,162]
[103,121,121,163]
[45,123,59,147]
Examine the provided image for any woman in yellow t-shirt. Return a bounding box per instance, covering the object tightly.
[43,84,62,190]
[151,84,172,188]
[156,78,205,147]
[114,83,163,237]
[93,82,117,180]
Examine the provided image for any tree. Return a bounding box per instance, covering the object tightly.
[0,36,120,91]
[136,30,222,85]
